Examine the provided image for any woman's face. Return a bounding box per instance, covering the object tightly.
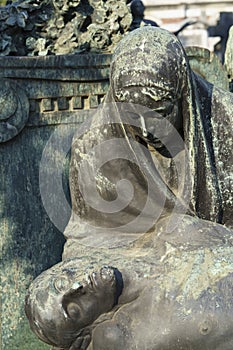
[114,86,183,151]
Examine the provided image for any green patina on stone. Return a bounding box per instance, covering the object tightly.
[1,16,232,348]
[0,54,111,350]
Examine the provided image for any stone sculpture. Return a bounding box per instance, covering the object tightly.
[225,25,233,92]
[25,27,233,349]
[64,26,232,248]
[185,46,229,91]
[0,78,29,142]
[0,0,132,56]
[25,215,233,350]
[129,0,158,31]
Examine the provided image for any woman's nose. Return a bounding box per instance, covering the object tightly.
[147,121,169,140]
[145,119,157,136]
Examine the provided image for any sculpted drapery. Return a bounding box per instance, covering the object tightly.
[64,27,232,254]
[25,27,233,350]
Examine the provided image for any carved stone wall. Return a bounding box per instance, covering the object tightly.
[0,53,111,350]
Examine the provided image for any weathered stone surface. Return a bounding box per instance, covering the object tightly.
[185,46,230,91]
[0,78,29,142]
[41,27,233,350]
[25,215,233,350]
[225,25,233,92]
[0,53,111,349]
[0,0,132,56]
[24,27,233,350]
[1,125,66,349]
[2,25,232,350]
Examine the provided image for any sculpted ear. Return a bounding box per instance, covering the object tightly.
[65,301,81,319]
[62,288,84,320]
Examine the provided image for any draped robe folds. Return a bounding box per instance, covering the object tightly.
[25,27,233,350]
[63,27,233,255]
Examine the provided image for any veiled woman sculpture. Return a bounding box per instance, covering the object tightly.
[25,27,233,350]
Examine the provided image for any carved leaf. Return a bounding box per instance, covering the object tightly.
[5,15,17,26]
[0,0,132,55]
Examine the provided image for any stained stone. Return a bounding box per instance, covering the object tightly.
[225,25,233,91]
[1,53,111,350]
[1,3,232,348]
[0,0,132,56]
[24,27,233,350]
[185,46,229,91]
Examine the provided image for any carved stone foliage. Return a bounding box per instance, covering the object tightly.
[0,0,132,56]
[0,79,29,142]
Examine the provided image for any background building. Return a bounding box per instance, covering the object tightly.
[143,0,233,53]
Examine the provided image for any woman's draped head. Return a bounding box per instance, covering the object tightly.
[110,27,189,107]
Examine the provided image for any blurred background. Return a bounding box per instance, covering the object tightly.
[142,0,233,63]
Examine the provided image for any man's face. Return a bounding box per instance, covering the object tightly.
[61,266,117,328]
[26,264,117,348]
